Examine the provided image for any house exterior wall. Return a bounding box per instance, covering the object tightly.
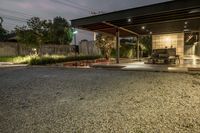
[152,33,184,58]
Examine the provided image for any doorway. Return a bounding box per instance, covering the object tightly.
[184,32,200,65]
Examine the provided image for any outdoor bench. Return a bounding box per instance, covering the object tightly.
[148,48,180,64]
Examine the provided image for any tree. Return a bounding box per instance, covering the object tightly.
[28,17,45,46]
[0,17,3,26]
[95,33,115,60]
[16,26,38,46]
[139,35,152,56]
[16,16,73,54]
[50,16,73,44]
[0,17,7,41]
[16,17,50,54]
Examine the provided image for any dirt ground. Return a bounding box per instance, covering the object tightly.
[0,67,200,133]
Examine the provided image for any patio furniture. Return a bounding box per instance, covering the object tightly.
[148,48,180,64]
[167,48,180,64]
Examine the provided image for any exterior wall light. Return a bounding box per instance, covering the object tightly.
[184,29,190,32]
[165,37,171,44]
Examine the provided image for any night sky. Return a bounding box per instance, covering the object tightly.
[0,0,170,42]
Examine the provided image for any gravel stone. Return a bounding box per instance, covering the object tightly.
[0,67,200,133]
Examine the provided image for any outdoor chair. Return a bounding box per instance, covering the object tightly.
[167,48,180,64]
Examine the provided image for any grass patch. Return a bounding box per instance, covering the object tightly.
[0,55,102,65]
[0,56,34,64]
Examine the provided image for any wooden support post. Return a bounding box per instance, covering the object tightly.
[116,28,120,64]
[137,36,140,61]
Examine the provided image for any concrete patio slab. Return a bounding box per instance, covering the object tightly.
[92,62,190,73]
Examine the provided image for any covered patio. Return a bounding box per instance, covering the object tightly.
[71,0,200,68]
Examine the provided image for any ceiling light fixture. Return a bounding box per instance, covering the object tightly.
[184,21,188,25]
[127,18,132,23]
[141,26,146,30]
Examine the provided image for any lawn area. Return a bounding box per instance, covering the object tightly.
[0,55,101,65]
[0,56,33,64]
[0,67,200,132]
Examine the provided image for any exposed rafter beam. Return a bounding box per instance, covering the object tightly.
[122,16,200,29]
[102,21,139,36]
[77,27,115,36]
[94,27,114,31]
[93,16,200,32]
[71,0,200,27]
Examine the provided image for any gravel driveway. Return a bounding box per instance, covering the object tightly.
[0,67,200,133]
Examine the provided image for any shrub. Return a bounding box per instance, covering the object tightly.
[110,45,134,58]
[110,48,116,58]
[120,46,134,58]
[95,34,115,60]
[0,55,102,65]
[29,55,102,65]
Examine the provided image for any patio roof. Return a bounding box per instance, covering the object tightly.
[71,0,200,37]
